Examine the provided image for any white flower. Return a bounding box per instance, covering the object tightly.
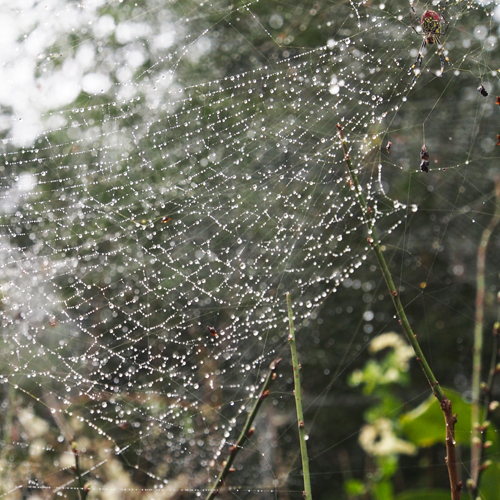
[359,418,417,456]
[370,332,415,371]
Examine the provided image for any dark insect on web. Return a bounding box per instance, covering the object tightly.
[161,216,172,223]
[420,145,430,172]
[386,141,392,154]
[409,0,450,84]
[207,326,218,337]
[477,84,488,97]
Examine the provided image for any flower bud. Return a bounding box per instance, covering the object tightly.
[479,421,490,432]
[480,460,492,472]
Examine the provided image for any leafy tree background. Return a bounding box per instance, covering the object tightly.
[0,0,500,499]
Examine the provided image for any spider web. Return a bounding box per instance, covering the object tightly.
[0,0,499,498]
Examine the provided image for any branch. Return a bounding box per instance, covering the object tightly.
[205,357,282,500]
[468,321,500,496]
[470,177,500,490]
[286,293,312,500]
[336,123,461,500]
[71,440,89,500]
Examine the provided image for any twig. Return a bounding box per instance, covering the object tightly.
[71,440,89,500]
[286,293,312,500]
[470,177,500,491]
[205,357,282,500]
[469,321,500,496]
[336,123,461,500]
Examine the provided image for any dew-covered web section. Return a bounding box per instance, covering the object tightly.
[0,0,497,498]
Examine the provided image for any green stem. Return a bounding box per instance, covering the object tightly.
[336,124,461,500]
[205,358,282,500]
[470,321,500,496]
[470,177,500,492]
[286,293,312,500]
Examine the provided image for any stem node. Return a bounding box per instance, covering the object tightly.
[286,293,312,500]
[260,390,270,400]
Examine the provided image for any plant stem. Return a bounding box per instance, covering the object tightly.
[336,124,461,500]
[470,321,500,496]
[286,293,312,500]
[205,357,282,500]
[470,177,500,492]
[71,440,88,500]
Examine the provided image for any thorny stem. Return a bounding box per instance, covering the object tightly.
[205,358,282,500]
[470,322,500,497]
[470,177,500,495]
[336,124,461,500]
[71,440,89,500]
[286,293,312,500]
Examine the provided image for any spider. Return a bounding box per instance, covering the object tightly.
[409,0,450,83]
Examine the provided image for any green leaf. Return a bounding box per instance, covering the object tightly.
[399,388,471,447]
[373,479,394,500]
[344,479,366,496]
[378,454,398,478]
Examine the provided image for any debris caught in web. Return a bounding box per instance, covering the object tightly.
[420,145,430,173]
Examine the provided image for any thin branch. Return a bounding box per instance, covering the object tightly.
[469,322,500,496]
[336,123,461,500]
[286,293,312,500]
[71,440,89,500]
[470,176,500,492]
[205,357,282,500]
